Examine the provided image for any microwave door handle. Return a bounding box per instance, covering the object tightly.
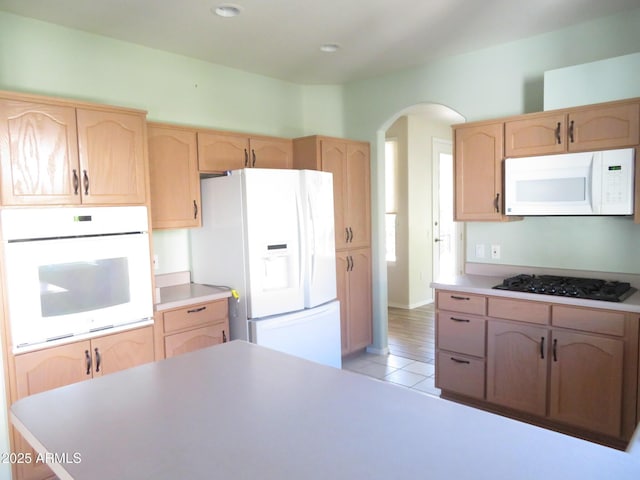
[589,154,599,213]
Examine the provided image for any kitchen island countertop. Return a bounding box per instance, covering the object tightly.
[10,341,640,480]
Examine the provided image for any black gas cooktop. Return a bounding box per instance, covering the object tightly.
[493,274,636,302]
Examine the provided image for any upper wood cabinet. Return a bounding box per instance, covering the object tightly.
[505,101,640,157]
[0,93,148,206]
[198,131,292,172]
[293,136,371,250]
[453,121,506,221]
[76,108,147,204]
[148,123,201,229]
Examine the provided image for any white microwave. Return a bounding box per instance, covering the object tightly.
[504,148,635,216]
[1,206,154,352]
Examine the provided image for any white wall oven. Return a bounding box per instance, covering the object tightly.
[1,206,153,353]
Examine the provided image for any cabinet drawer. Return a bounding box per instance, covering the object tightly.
[436,351,485,399]
[163,300,228,334]
[552,305,625,336]
[437,311,485,357]
[164,324,227,358]
[437,291,486,315]
[488,297,550,325]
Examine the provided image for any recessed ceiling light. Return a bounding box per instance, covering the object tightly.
[213,4,242,18]
[320,44,340,53]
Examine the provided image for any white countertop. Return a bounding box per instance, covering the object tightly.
[10,341,640,479]
[432,264,640,314]
[154,283,232,311]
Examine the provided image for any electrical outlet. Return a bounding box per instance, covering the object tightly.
[475,244,485,258]
[153,254,159,271]
[491,245,501,260]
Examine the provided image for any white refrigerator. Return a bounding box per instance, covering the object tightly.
[189,169,341,368]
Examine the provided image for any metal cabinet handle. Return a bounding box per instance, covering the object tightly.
[193,200,198,220]
[450,317,470,323]
[187,306,207,314]
[450,357,470,365]
[345,227,350,243]
[553,338,558,362]
[252,149,256,167]
[568,120,575,143]
[72,169,79,194]
[450,295,470,301]
[555,122,561,144]
[494,193,500,213]
[348,227,353,243]
[244,149,249,167]
[85,350,92,375]
[540,337,545,359]
[83,170,90,195]
[222,330,227,343]
[94,347,101,373]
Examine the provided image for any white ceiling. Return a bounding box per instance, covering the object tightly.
[1,0,639,84]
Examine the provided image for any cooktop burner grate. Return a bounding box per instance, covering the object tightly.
[493,274,636,302]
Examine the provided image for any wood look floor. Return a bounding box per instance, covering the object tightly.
[387,304,435,364]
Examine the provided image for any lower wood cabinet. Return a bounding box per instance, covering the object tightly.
[337,249,372,355]
[436,289,639,448]
[11,326,154,480]
[155,298,229,359]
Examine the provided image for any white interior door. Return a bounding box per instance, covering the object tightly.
[432,139,463,281]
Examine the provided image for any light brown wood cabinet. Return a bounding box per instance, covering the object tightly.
[198,131,292,173]
[505,101,640,157]
[155,299,229,359]
[0,92,148,206]
[435,288,639,447]
[336,249,372,354]
[435,291,487,399]
[293,135,372,355]
[147,123,201,229]
[453,121,506,221]
[11,326,154,480]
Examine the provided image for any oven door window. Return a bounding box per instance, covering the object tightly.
[39,258,131,317]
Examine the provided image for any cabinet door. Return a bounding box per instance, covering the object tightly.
[249,137,293,169]
[568,102,640,151]
[13,341,91,480]
[345,143,371,249]
[505,113,567,157]
[164,323,228,358]
[549,330,624,437]
[346,248,373,353]
[14,341,91,399]
[454,123,505,221]
[148,125,201,228]
[486,321,548,416]
[0,99,80,205]
[76,108,147,204]
[321,139,348,249]
[197,131,249,172]
[336,252,350,354]
[90,326,154,377]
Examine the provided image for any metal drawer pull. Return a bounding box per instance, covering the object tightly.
[187,306,207,314]
[555,122,561,144]
[450,317,470,323]
[85,350,92,375]
[450,295,470,301]
[94,348,101,373]
[450,357,470,365]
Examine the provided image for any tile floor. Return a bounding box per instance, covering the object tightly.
[342,350,441,397]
